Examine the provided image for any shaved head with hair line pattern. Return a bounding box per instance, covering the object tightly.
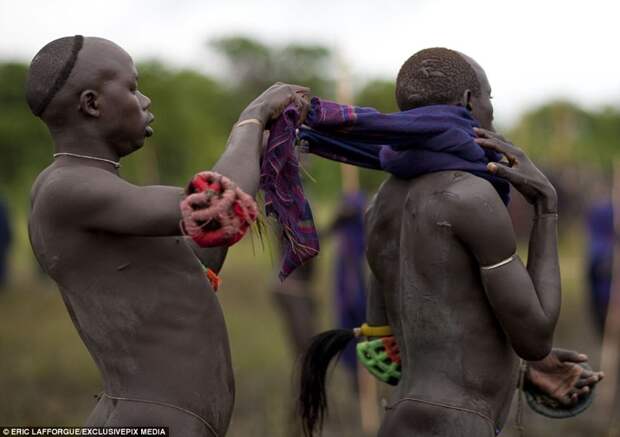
[26,36,84,117]
[395,47,482,111]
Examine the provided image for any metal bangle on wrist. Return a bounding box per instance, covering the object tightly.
[235,118,263,129]
[534,212,559,221]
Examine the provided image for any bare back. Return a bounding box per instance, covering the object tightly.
[29,163,234,436]
[366,171,519,432]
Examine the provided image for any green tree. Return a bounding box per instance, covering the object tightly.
[355,79,397,113]
[509,100,620,171]
[210,35,340,200]
[210,36,335,98]
[0,63,51,205]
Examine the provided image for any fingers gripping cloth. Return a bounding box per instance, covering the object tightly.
[181,171,258,248]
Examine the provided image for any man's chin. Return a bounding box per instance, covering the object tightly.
[122,139,145,156]
[132,140,145,151]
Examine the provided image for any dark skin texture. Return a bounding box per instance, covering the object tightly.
[28,37,309,436]
[365,53,602,436]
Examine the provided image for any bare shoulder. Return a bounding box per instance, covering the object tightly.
[439,172,516,263]
[439,172,507,220]
[31,165,122,219]
[33,165,117,199]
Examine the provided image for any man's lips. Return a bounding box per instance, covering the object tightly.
[145,115,155,137]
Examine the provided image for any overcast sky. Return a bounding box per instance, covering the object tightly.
[1,0,618,126]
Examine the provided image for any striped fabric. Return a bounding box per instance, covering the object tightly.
[260,98,509,280]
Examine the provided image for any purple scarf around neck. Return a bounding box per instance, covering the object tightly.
[260,97,510,280]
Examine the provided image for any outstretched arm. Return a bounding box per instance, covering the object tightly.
[212,82,310,196]
[48,83,309,269]
[190,83,310,270]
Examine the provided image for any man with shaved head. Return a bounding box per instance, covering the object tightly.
[297,47,604,436]
[359,48,604,436]
[27,36,309,436]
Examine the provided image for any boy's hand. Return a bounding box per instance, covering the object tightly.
[527,348,604,405]
[474,127,557,214]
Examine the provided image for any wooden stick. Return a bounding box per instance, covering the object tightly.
[336,54,360,196]
[357,360,379,434]
[336,54,377,434]
[342,163,359,194]
[600,158,620,434]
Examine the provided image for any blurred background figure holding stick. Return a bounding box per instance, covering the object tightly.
[597,160,620,435]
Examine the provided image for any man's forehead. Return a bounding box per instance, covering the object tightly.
[76,37,136,80]
[84,37,130,59]
[458,52,491,91]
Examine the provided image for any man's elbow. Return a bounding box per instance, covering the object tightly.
[513,336,553,361]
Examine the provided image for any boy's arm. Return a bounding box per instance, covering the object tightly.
[48,174,186,237]
[189,83,309,271]
[448,127,562,361]
[212,82,309,196]
[453,126,603,403]
[447,180,558,360]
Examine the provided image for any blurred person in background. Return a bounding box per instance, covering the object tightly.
[272,234,318,359]
[270,168,321,361]
[586,198,613,335]
[271,234,318,435]
[327,191,367,383]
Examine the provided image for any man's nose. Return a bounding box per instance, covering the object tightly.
[138,91,151,110]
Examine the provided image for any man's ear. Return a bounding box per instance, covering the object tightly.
[461,89,473,111]
[78,89,100,117]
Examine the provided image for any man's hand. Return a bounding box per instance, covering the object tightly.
[526,348,604,406]
[213,82,310,197]
[474,128,557,214]
[241,82,310,126]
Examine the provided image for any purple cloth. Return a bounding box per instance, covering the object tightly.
[300,99,509,201]
[260,106,319,281]
[260,98,510,280]
[332,192,367,372]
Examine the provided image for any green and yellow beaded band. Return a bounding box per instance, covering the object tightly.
[354,324,401,385]
[354,323,393,338]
